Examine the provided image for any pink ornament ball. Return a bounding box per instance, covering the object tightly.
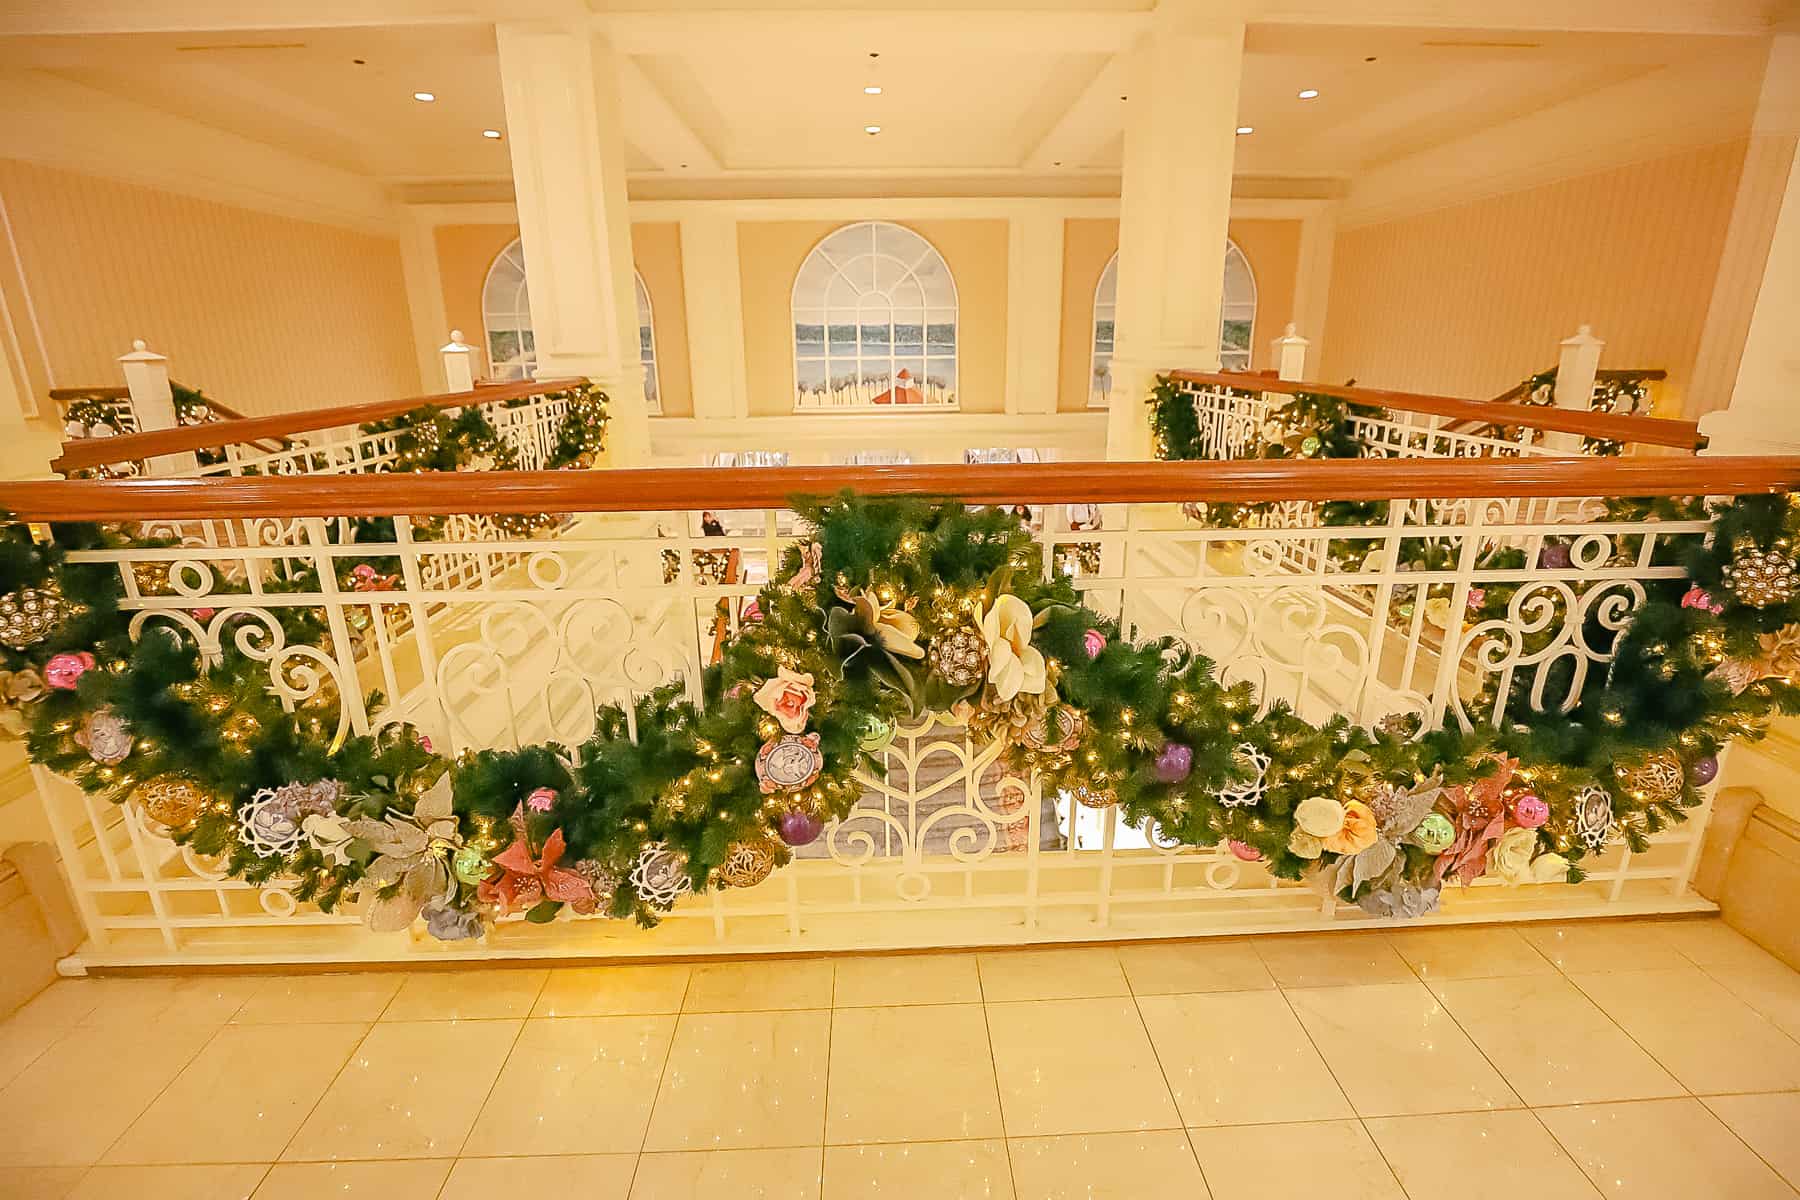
[1228,839,1263,862]
[44,651,96,691]
[526,787,557,813]
[1082,629,1106,659]
[1512,793,1550,829]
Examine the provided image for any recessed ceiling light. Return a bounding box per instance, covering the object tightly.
[482,129,502,139]
[864,85,882,95]
[864,124,882,135]
[1298,88,1319,99]
[413,91,435,102]
[1236,125,1254,135]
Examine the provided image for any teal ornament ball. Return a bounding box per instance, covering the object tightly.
[1408,812,1456,855]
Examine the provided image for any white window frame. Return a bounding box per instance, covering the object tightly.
[482,239,535,382]
[635,270,661,416]
[791,221,959,412]
[1087,241,1258,408]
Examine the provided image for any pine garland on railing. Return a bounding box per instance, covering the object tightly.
[2,482,1796,938]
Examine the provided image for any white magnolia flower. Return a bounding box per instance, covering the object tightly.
[979,594,1046,702]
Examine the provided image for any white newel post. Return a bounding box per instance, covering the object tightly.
[440,331,476,393]
[495,21,648,466]
[1274,324,1310,382]
[117,340,197,476]
[1106,13,1246,460]
[1547,324,1603,454]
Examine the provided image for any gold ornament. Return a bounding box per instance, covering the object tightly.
[133,774,210,830]
[1720,548,1797,609]
[717,838,778,888]
[132,561,172,594]
[1617,752,1684,804]
[928,622,988,689]
[1021,705,1085,753]
[0,584,68,650]
[1069,783,1117,809]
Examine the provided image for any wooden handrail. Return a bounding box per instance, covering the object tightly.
[2,457,1795,522]
[49,377,585,474]
[1171,370,1703,450]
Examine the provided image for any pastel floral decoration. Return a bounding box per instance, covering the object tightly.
[1484,826,1542,885]
[477,803,594,915]
[1287,829,1324,859]
[1321,799,1378,855]
[980,594,1047,702]
[351,564,377,582]
[1466,587,1486,610]
[526,786,557,813]
[1681,585,1724,615]
[45,651,96,690]
[1434,755,1517,886]
[754,667,817,733]
[841,588,925,659]
[1082,628,1106,659]
[1294,795,1346,839]
[1511,792,1550,829]
[190,607,215,623]
[788,542,824,592]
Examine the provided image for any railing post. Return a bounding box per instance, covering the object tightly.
[1274,323,1310,382]
[117,339,198,476]
[1548,325,1603,454]
[440,330,477,393]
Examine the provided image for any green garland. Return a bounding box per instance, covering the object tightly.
[5,485,1796,938]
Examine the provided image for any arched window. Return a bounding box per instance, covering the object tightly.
[792,221,958,410]
[1088,240,1258,406]
[482,238,661,412]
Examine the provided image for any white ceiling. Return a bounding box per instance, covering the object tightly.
[0,17,1767,198]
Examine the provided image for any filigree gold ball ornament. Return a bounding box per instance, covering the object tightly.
[0,583,70,651]
[1069,783,1117,810]
[1217,743,1271,809]
[1720,547,1798,609]
[132,774,210,831]
[1616,751,1685,805]
[629,843,693,910]
[1573,786,1617,853]
[928,622,988,689]
[717,838,778,888]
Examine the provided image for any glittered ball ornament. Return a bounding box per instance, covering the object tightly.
[1082,628,1106,659]
[451,845,492,885]
[1152,742,1193,784]
[927,623,988,689]
[1511,793,1550,829]
[1408,812,1457,855]
[1720,547,1798,609]
[44,651,96,691]
[0,584,69,651]
[717,838,778,888]
[133,775,209,830]
[629,844,693,910]
[1069,783,1117,810]
[1690,755,1720,786]
[525,786,557,813]
[857,713,896,754]
[1617,752,1684,805]
[777,808,825,847]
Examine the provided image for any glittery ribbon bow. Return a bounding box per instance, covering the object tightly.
[478,804,594,914]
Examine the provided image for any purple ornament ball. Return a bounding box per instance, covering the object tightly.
[778,809,824,847]
[1690,755,1719,786]
[1153,742,1193,784]
[1539,543,1572,570]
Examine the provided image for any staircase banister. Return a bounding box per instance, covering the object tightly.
[5,455,1799,522]
[1170,370,1702,450]
[49,377,587,474]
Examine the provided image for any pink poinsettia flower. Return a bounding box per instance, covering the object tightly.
[1432,755,1518,886]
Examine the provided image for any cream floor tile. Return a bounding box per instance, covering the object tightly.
[1570,967,1800,1094]
[0,1023,216,1166]
[643,1010,830,1151]
[1136,991,1351,1126]
[106,1023,367,1165]
[252,1160,449,1199]
[69,1164,268,1199]
[1700,958,1800,1041]
[1008,1131,1209,1200]
[462,1015,675,1156]
[73,977,261,1028]
[0,1166,84,1199]
[282,1019,520,1160]
[1430,974,1681,1106]
[1539,1098,1794,1200]
[7,981,104,1027]
[380,970,548,1021]
[0,1020,67,1088]
[1386,926,1556,981]
[633,1148,823,1199]
[1253,933,1415,988]
[977,948,1129,1003]
[1187,1120,1403,1200]
[1114,941,1273,995]
[823,1140,1011,1200]
[826,1004,1002,1144]
[1364,1111,1600,1200]
[985,998,1179,1137]
[683,960,835,1012]
[532,965,692,1017]
[1285,982,1520,1117]
[831,954,982,1008]
[1520,921,1689,974]
[1646,919,1788,972]
[1704,1093,1800,1190]
[440,1154,636,1199]
[231,974,403,1025]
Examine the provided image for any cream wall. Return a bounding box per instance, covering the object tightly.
[0,158,419,417]
[1321,139,1753,409]
[737,218,1010,417]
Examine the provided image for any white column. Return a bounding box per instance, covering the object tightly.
[1700,34,1800,456]
[440,331,476,393]
[1273,324,1310,382]
[1546,324,1603,454]
[1105,16,1246,460]
[679,212,751,421]
[397,212,447,393]
[495,21,649,465]
[1004,208,1065,416]
[118,339,197,476]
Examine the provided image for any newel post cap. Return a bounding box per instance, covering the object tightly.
[117,338,167,364]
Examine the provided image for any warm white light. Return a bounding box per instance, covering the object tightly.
[864,124,882,134]
[413,91,436,102]
[1236,125,1254,135]
[482,129,503,139]
[1297,88,1320,99]
[864,85,882,95]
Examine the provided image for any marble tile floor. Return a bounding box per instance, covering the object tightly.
[1,917,1797,1198]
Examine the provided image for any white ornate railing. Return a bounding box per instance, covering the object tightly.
[16,455,1751,967]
